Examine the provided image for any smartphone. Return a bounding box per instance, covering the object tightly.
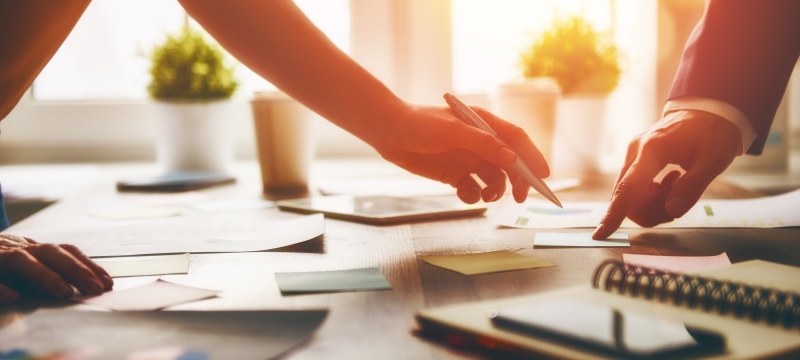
[489,299,725,359]
[276,195,487,225]
[117,171,235,192]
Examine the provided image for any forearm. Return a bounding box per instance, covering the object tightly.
[0,0,90,120]
[179,0,404,147]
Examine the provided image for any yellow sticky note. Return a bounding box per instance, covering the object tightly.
[420,250,555,275]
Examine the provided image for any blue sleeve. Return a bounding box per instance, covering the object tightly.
[0,183,10,231]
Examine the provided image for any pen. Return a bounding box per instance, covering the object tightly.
[443,92,562,208]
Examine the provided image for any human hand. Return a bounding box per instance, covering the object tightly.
[374,101,549,204]
[592,110,741,239]
[0,234,113,303]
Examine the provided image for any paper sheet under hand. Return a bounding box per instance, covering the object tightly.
[623,252,732,273]
[75,280,218,311]
[495,189,800,229]
[92,253,190,278]
[17,213,325,257]
[276,268,391,294]
[89,207,182,221]
[420,250,556,275]
[534,232,630,248]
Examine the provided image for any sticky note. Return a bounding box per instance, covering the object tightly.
[75,280,218,311]
[420,250,555,275]
[92,253,190,278]
[534,232,630,247]
[623,252,731,273]
[89,207,182,221]
[275,268,391,294]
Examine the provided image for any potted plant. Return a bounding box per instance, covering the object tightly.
[518,15,622,176]
[148,24,239,174]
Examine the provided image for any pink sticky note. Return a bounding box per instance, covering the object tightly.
[75,280,218,311]
[623,252,732,273]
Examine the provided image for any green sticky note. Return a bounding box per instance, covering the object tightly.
[420,250,555,275]
[275,268,391,294]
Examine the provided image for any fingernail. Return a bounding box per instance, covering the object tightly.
[0,289,19,303]
[497,148,517,167]
[666,197,689,217]
[487,192,498,202]
[84,277,104,294]
[54,281,74,298]
[592,224,605,240]
[458,188,472,200]
[101,274,114,288]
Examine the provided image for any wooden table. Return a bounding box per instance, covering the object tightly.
[3,159,800,359]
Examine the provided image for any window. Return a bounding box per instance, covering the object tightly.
[452,0,612,94]
[32,0,350,101]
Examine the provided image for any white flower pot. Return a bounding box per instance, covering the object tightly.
[551,95,607,177]
[153,100,235,174]
[491,78,560,164]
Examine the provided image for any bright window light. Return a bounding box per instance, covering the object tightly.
[32,0,350,101]
[452,0,611,94]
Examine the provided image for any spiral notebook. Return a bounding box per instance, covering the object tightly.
[416,259,800,359]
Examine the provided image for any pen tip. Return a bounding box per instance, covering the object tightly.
[552,197,563,209]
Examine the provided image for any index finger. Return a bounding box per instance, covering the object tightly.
[592,159,663,239]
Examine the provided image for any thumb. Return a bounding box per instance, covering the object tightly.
[664,162,727,218]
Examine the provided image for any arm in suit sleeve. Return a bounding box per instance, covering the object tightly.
[668,0,800,155]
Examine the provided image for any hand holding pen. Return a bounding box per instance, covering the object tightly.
[444,93,561,207]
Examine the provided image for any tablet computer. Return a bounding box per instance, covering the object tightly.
[276,195,487,225]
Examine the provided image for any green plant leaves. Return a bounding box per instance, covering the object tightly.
[519,16,621,95]
[147,26,239,101]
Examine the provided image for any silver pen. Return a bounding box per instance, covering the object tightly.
[443,92,562,208]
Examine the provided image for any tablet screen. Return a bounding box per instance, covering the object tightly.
[277,195,487,224]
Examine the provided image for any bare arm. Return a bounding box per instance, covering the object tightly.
[180,0,550,204]
[0,0,90,120]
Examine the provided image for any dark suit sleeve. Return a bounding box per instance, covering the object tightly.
[668,0,800,155]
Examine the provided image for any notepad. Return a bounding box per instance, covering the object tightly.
[92,253,190,278]
[275,268,391,294]
[534,232,629,248]
[416,260,800,359]
[420,251,555,275]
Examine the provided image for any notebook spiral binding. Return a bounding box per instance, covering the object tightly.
[592,260,800,330]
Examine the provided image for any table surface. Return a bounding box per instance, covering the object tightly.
[3,159,800,359]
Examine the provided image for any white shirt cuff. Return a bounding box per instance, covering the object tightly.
[664,97,756,155]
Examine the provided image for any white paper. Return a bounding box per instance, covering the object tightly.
[75,280,218,311]
[89,207,182,221]
[495,189,800,229]
[92,253,190,278]
[534,232,630,247]
[188,199,275,212]
[16,214,325,257]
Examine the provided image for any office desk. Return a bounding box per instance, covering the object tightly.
[3,159,800,359]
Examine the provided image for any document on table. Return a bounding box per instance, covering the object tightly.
[420,250,555,275]
[188,198,275,212]
[15,213,324,257]
[623,252,731,273]
[533,232,629,248]
[0,309,328,360]
[89,207,183,221]
[495,189,800,229]
[75,280,218,311]
[318,176,578,198]
[92,253,190,278]
[275,268,392,294]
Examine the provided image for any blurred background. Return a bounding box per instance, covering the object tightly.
[1,0,798,191]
